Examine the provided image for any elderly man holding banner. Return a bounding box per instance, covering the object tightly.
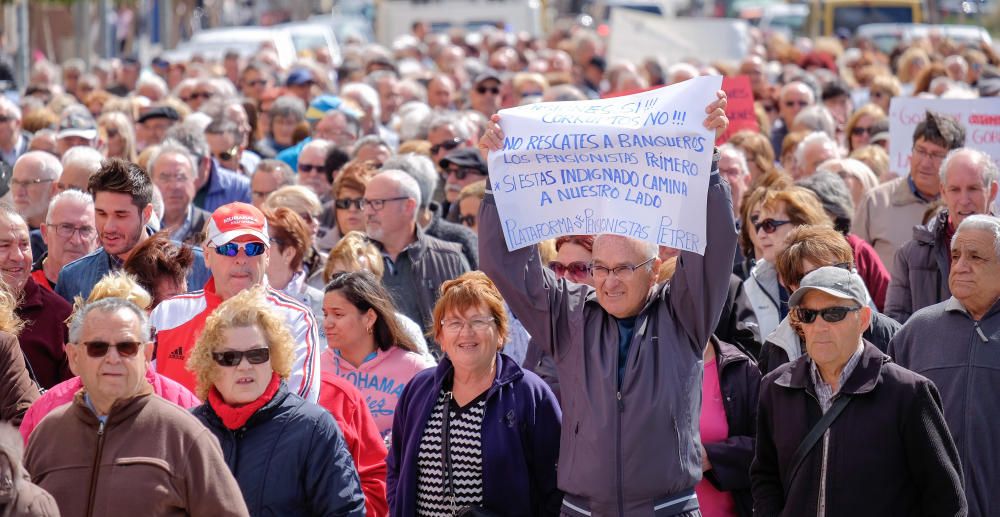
[479,78,735,517]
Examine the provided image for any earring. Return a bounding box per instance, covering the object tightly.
[366,326,373,335]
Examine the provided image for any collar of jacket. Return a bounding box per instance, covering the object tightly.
[17,275,43,310]
[942,295,1000,320]
[890,175,924,207]
[71,380,155,427]
[913,209,949,246]
[709,335,753,372]
[374,226,431,262]
[431,352,524,398]
[773,340,887,396]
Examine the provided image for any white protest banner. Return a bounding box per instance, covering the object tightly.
[608,9,750,67]
[888,97,1000,177]
[487,75,722,254]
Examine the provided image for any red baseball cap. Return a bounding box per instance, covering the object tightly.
[205,203,269,247]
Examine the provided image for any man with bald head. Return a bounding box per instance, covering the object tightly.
[772,81,815,155]
[426,76,456,110]
[739,55,768,99]
[364,170,469,349]
[10,151,62,260]
[58,146,103,193]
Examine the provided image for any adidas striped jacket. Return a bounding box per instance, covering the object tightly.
[149,278,321,402]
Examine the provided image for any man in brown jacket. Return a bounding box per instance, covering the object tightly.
[23,297,249,517]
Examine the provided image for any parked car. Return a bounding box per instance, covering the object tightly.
[164,27,298,69]
[857,22,992,53]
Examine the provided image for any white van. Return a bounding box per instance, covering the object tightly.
[275,21,343,66]
[165,27,298,69]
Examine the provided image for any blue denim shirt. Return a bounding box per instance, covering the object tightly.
[55,245,211,304]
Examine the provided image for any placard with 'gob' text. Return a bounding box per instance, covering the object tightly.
[487,75,721,254]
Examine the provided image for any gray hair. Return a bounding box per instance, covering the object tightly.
[148,142,197,179]
[378,169,422,214]
[594,233,659,261]
[204,119,242,143]
[795,131,840,167]
[351,135,390,159]
[796,171,854,233]
[60,146,103,173]
[269,95,306,121]
[718,144,750,177]
[0,203,26,229]
[953,214,1000,257]
[940,148,999,188]
[425,111,471,141]
[165,122,211,159]
[252,159,296,187]
[0,97,21,120]
[302,138,336,158]
[819,158,880,197]
[793,105,837,137]
[136,74,169,98]
[16,151,62,180]
[341,82,381,121]
[383,153,438,210]
[68,297,151,344]
[46,189,94,223]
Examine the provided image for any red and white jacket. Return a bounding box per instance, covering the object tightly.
[150,278,321,402]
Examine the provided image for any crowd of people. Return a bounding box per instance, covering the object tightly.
[0,14,996,517]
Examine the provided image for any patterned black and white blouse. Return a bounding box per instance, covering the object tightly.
[414,386,488,516]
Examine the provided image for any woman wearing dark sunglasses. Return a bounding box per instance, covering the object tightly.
[189,287,366,516]
[742,187,832,341]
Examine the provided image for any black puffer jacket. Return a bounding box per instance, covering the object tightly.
[192,382,366,516]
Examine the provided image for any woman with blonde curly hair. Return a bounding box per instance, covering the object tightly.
[19,272,199,444]
[190,287,366,516]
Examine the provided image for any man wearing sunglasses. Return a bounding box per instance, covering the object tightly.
[439,148,489,219]
[25,297,249,517]
[770,80,816,156]
[166,122,252,214]
[150,202,321,402]
[753,266,965,516]
[469,70,502,117]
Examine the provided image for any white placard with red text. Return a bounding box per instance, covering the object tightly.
[888,97,1000,177]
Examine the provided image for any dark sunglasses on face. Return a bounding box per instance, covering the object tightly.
[763,104,778,113]
[0,115,14,123]
[217,144,240,162]
[212,348,270,367]
[754,218,792,234]
[214,241,266,257]
[299,163,326,173]
[104,128,119,138]
[783,100,809,108]
[447,167,485,180]
[431,138,462,155]
[82,340,142,358]
[851,126,875,136]
[476,85,500,95]
[335,197,364,210]
[190,91,214,100]
[794,306,862,324]
[458,214,476,227]
[244,79,267,87]
[547,261,591,279]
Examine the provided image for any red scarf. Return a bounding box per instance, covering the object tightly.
[208,372,282,430]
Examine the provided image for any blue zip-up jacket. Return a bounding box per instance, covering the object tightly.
[387,353,562,516]
[192,382,366,517]
[55,245,211,303]
[198,161,252,213]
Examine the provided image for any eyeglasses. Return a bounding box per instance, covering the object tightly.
[431,137,463,155]
[0,115,13,123]
[211,348,271,367]
[335,197,364,210]
[10,178,54,189]
[104,128,119,139]
[591,256,656,280]
[81,340,142,358]
[216,144,240,162]
[363,196,408,211]
[458,214,476,228]
[476,85,500,95]
[299,163,326,173]
[244,79,268,88]
[188,91,214,101]
[793,306,862,324]
[754,218,792,234]
[783,100,810,108]
[870,90,888,98]
[851,126,875,136]
[548,260,591,279]
[441,317,496,334]
[214,241,267,257]
[763,104,778,113]
[446,167,486,180]
[155,172,191,185]
[46,223,96,240]
[912,145,948,162]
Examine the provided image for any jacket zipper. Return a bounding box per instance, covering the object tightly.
[616,389,624,517]
[85,420,107,517]
[966,322,986,485]
[817,431,829,517]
